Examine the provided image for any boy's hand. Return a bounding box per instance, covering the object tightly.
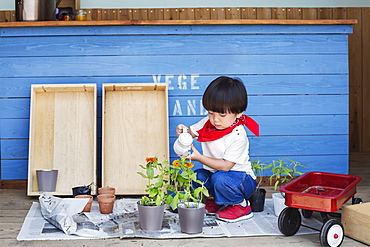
[186,144,202,161]
[176,124,188,136]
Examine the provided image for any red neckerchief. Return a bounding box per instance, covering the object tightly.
[197,115,259,142]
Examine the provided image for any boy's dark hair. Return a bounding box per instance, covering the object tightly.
[202,76,248,114]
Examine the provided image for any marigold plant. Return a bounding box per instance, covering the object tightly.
[137,155,170,206]
[167,156,209,209]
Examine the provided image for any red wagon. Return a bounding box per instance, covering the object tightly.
[278,171,362,247]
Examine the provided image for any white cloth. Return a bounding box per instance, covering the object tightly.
[190,116,256,179]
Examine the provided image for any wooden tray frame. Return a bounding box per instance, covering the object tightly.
[102,83,169,195]
[27,84,97,196]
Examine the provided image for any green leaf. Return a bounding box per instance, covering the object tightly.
[171,194,179,210]
[149,188,158,197]
[155,195,162,206]
[137,172,147,178]
[166,194,173,206]
[203,189,210,197]
[155,180,163,188]
[193,187,202,198]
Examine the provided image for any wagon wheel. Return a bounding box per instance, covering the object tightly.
[278,207,301,236]
[301,209,313,218]
[319,219,344,247]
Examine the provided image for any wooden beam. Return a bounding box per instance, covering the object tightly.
[348,8,363,151]
[0,180,27,189]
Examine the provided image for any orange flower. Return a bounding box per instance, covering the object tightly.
[146,157,157,163]
[172,160,181,167]
[184,161,194,169]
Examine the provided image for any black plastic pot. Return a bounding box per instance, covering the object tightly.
[249,188,266,212]
[72,185,92,197]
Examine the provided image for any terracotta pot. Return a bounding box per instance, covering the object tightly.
[75,195,93,212]
[98,187,115,195]
[97,194,116,214]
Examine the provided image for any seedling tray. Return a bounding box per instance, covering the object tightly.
[280,171,362,212]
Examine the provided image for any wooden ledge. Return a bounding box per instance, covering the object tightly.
[0,19,357,28]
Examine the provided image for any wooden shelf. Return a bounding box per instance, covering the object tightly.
[0,19,357,28]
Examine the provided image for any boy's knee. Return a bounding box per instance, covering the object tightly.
[195,169,210,182]
[211,171,229,187]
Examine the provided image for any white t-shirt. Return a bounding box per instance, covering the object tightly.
[190,116,256,179]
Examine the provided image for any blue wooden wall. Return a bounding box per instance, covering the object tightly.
[0,24,352,180]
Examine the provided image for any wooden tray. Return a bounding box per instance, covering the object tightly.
[27,84,97,196]
[102,83,169,195]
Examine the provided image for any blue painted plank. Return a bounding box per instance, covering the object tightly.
[168,95,348,116]
[249,95,348,115]
[1,160,28,180]
[0,99,30,119]
[0,25,353,37]
[248,155,349,175]
[0,54,349,78]
[159,74,349,96]
[0,94,348,128]
[169,115,348,137]
[1,139,28,159]
[1,34,348,57]
[0,119,29,138]
[0,74,348,97]
[249,135,348,156]
[165,74,349,96]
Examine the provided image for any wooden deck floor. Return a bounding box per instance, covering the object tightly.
[1,152,369,247]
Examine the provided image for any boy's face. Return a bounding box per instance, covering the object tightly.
[207,111,243,130]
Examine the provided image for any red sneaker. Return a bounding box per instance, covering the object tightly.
[216,204,253,222]
[205,198,222,214]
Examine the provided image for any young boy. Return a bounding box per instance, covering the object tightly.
[176,76,259,223]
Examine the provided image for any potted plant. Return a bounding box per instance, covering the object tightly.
[167,156,209,234]
[137,155,170,231]
[269,158,306,216]
[249,159,271,212]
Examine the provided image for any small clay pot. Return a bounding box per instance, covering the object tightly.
[75,195,93,212]
[98,187,115,195]
[97,194,116,214]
